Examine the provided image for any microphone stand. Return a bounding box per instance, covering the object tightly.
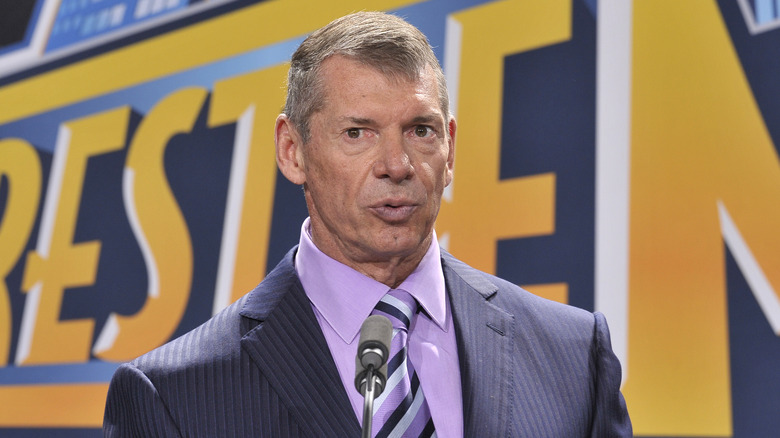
[355,315,391,438]
[361,365,379,438]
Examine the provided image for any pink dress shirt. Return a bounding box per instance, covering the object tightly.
[294,218,463,437]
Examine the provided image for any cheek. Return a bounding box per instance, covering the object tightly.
[419,159,449,189]
[310,161,364,205]
[305,150,342,187]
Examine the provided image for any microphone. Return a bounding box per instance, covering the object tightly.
[355,315,392,438]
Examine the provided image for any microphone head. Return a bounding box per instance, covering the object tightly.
[358,315,392,367]
[355,315,392,395]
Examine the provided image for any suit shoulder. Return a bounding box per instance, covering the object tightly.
[130,294,248,375]
[129,249,299,375]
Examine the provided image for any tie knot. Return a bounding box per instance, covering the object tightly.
[372,289,417,331]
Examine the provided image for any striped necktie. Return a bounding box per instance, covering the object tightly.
[370,289,436,438]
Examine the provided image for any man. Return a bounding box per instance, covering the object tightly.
[104,11,632,437]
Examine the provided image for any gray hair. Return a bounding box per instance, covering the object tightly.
[284,11,450,143]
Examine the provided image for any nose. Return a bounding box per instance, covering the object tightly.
[373,134,414,183]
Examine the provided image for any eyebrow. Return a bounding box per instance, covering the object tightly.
[342,116,375,126]
[409,114,442,125]
[340,114,443,126]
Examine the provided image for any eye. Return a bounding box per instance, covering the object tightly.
[414,126,432,137]
[346,128,361,139]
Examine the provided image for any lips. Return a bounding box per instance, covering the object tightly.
[369,199,418,222]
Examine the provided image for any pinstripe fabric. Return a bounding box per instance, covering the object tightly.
[442,252,632,437]
[104,248,631,437]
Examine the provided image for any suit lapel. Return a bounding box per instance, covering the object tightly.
[239,252,360,437]
[443,252,514,438]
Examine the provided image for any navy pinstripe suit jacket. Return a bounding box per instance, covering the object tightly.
[104,248,632,437]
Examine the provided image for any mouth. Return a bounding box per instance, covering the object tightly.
[369,200,418,222]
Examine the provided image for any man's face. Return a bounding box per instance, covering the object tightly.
[282,55,454,277]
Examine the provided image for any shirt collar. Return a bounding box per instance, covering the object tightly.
[295,218,448,344]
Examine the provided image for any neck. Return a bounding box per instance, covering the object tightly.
[351,251,427,289]
[309,225,433,289]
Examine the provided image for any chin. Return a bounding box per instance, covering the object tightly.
[372,233,428,255]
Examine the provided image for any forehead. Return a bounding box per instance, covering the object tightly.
[316,56,442,117]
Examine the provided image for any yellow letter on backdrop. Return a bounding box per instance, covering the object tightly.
[17,107,130,365]
[94,88,206,361]
[0,139,42,366]
[437,0,566,288]
[208,65,287,313]
[625,1,780,435]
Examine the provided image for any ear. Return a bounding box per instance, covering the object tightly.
[445,117,456,187]
[275,114,307,185]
